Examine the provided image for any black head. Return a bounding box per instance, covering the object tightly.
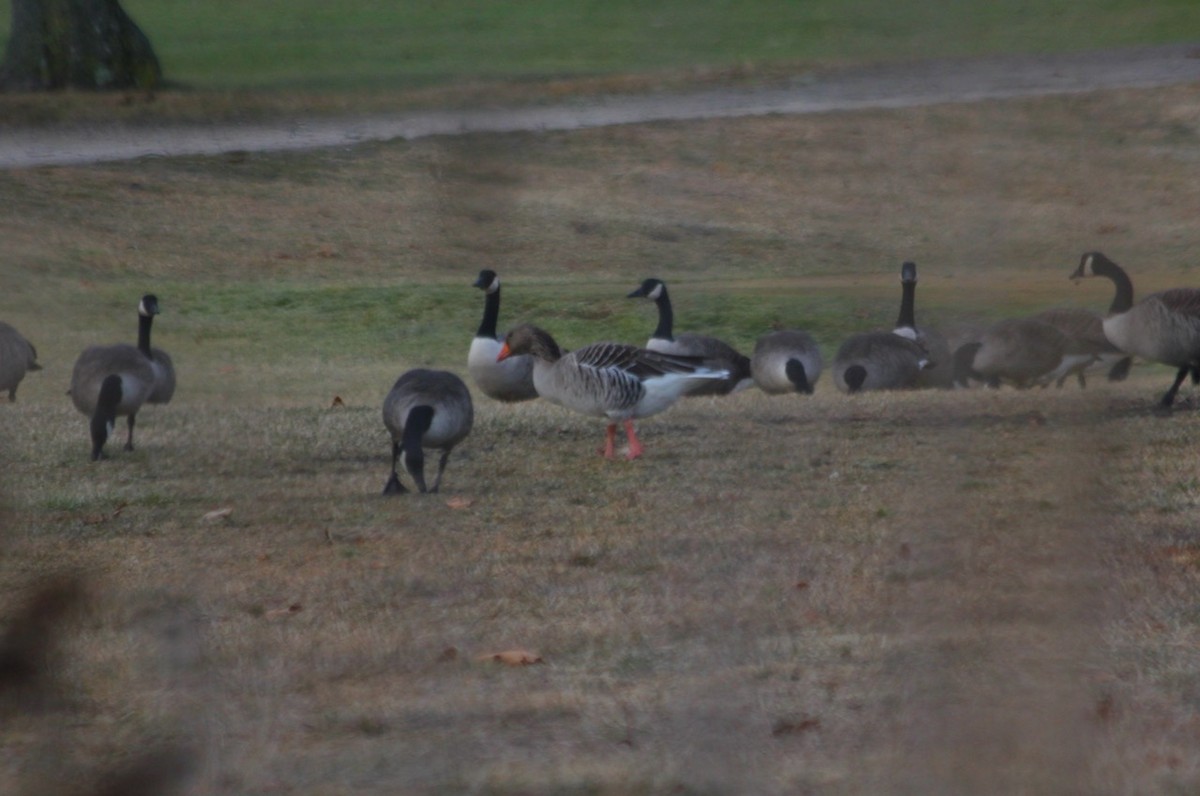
[1071,251,1110,281]
[900,261,917,284]
[473,270,499,291]
[138,294,160,317]
[627,278,666,300]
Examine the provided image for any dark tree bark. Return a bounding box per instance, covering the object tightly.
[1,0,162,91]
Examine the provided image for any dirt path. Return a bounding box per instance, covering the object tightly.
[2,43,1199,169]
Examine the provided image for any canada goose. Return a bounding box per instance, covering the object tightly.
[893,261,954,390]
[751,330,823,394]
[1027,307,1129,388]
[382,369,474,494]
[627,278,753,395]
[0,322,42,401]
[69,295,170,460]
[497,324,728,460]
[957,317,1068,389]
[832,332,931,393]
[1070,251,1200,408]
[467,269,537,402]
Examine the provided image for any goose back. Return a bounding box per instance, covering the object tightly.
[70,344,157,418]
[751,330,823,394]
[0,322,41,400]
[968,318,1067,388]
[383,369,474,452]
[832,332,928,393]
[1103,290,1200,366]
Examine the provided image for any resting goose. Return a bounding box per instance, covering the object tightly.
[751,330,823,394]
[69,295,169,460]
[382,369,474,494]
[627,278,753,395]
[467,269,537,402]
[1071,251,1200,408]
[0,322,42,401]
[497,324,728,460]
[893,261,953,390]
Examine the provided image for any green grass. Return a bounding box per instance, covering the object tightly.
[3,0,1200,92]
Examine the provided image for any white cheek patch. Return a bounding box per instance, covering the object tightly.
[487,278,500,294]
[647,283,664,300]
[1083,254,1094,276]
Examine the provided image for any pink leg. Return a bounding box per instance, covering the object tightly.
[599,423,617,459]
[623,420,644,460]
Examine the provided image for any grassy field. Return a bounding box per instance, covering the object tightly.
[2,1,1200,127]
[2,76,1200,793]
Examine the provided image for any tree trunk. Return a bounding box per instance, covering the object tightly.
[1,0,162,91]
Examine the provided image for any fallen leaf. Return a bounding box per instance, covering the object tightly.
[793,580,810,591]
[330,395,345,408]
[437,647,458,663]
[477,649,544,666]
[265,603,303,619]
[772,716,821,737]
[445,497,473,510]
[201,507,233,524]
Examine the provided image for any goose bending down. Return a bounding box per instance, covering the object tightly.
[1027,307,1130,388]
[893,261,953,390]
[0,322,42,401]
[382,369,474,494]
[626,278,753,395]
[467,269,537,402]
[957,317,1068,389]
[497,324,728,460]
[751,330,823,394]
[1071,251,1200,408]
[69,295,171,460]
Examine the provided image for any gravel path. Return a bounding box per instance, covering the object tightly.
[2,43,1199,169]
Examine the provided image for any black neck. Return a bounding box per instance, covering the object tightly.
[477,286,501,338]
[137,312,154,358]
[1098,258,1134,314]
[652,287,674,341]
[895,280,916,329]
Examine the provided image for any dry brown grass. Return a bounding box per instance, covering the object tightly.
[2,83,1200,794]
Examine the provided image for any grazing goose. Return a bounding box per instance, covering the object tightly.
[0,322,42,401]
[1027,307,1129,388]
[893,261,954,390]
[627,278,753,395]
[751,330,823,394]
[957,317,1068,389]
[497,324,728,460]
[1070,251,1200,408]
[69,295,169,460]
[382,369,474,494]
[467,269,537,402]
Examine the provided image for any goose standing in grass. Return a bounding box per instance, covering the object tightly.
[467,269,537,402]
[1071,251,1200,408]
[69,295,170,460]
[751,330,822,394]
[893,261,953,390]
[1027,307,1130,388]
[626,278,753,395]
[0,322,42,401]
[497,324,728,460]
[956,317,1068,389]
[382,369,474,494]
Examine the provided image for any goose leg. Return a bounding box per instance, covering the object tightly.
[1160,366,1190,409]
[124,414,137,451]
[383,442,408,495]
[599,424,617,459]
[430,450,452,494]
[623,420,644,461]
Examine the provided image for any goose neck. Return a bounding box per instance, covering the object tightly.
[477,285,502,338]
[1101,260,1134,314]
[895,279,917,330]
[137,313,154,358]
[652,287,674,341]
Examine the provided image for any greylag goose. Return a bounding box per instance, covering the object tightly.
[751,330,823,394]
[0,321,41,401]
[69,295,170,460]
[497,324,727,460]
[382,369,474,494]
[1071,251,1200,408]
[467,269,537,402]
[627,278,753,395]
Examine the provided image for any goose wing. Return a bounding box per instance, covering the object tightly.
[569,341,706,380]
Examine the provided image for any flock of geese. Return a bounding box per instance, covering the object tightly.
[1,251,1198,495]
